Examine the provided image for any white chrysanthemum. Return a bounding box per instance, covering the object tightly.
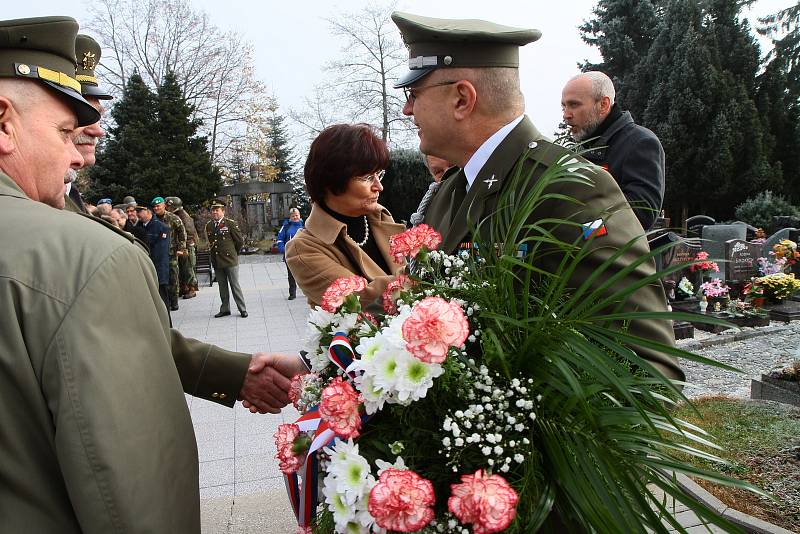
[332,312,360,334]
[305,306,334,345]
[324,440,372,505]
[352,372,388,415]
[322,475,357,531]
[375,456,407,476]
[355,332,389,362]
[392,353,443,404]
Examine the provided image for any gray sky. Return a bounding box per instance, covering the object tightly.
[7,0,791,139]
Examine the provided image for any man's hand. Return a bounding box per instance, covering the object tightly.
[238,353,309,414]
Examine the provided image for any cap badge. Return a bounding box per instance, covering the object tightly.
[443,55,453,66]
[82,51,96,71]
[17,64,31,75]
[528,141,538,149]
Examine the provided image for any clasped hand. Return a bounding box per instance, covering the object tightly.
[238,353,308,414]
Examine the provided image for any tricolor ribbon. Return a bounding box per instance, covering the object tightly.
[283,332,369,528]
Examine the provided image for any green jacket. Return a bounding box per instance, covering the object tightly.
[423,116,682,381]
[206,216,243,269]
[157,210,187,256]
[0,172,249,532]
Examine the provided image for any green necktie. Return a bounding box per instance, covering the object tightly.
[449,170,468,224]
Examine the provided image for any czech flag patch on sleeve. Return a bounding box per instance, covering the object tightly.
[581,218,607,240]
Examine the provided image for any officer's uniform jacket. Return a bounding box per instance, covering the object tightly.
[286,203,406,309]
[423,116,682,381]
[205,216,243,269]
[157,210,187,256]
[0,171,249,532]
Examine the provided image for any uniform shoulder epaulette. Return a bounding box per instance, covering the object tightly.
[523,138,573,167]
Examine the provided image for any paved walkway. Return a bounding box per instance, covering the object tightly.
[173,255,305,533]
[175,255,763,533]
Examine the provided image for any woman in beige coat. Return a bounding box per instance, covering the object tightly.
[286,124,406,309]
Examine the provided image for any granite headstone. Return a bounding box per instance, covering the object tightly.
[702,224,746,280]
[725,239,761,282]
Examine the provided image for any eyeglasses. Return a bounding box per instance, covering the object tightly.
[403,81,458,104]
[354,169,386,184]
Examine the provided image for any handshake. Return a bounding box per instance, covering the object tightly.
[237,353,308,414]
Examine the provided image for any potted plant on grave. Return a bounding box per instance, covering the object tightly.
[689,251,719,286]
[772,239,799,268]
[698,278,730,310]
[675,276,694,300]
[755,272,800,303]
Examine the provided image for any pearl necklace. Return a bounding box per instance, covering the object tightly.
[351,216,370,247]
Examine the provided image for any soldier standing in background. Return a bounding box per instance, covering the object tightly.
[167,196,199,299]
[206,201,248,318]
[152,196,187,311]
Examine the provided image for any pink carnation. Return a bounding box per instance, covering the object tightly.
[382,275,415,314]
[273,424,307,474]
[389,224,442,263]
[319,376,362,439]
[321,275,368,312]
[368,468,436,532]
[448,470,519,534]
[402,297,469,363]
[288,374,305,410]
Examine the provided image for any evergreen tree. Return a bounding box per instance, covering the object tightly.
[624,0,775,222]
[381,149,432,224]
[87,72,159,202]
[578,0,662,109]
[151,71,220,206]
[266,112,297,183]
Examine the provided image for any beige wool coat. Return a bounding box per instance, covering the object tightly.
[285,203,406,309]
[0,172,249,533]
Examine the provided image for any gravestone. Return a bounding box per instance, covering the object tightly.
[764,228,796,258]
[659,236,702,288]
[731,221,757,241]
[771,215,800,234]
[686,215,715,238]
[725,239,761,282]
[702,225,746,280]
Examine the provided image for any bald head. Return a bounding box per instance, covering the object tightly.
[561,71,615,141]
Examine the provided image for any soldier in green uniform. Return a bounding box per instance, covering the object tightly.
[64,33,113,214]
[152,195,187,310]
[392,12,682,382]
[167,196,200,299]
[205,201,248,318]
[0,16,307,532]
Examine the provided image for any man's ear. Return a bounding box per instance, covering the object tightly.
[452,80,478,121]
[0,96,17,155]
[599,95,612,116]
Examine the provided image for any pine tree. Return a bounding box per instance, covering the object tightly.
[266,112,297,183]
[87,72,159,202]
[623,0,776,222]
[151,71,220,206]
[578,0,662,109]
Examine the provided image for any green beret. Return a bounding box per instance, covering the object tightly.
[391,12,541,88]
[0,16,100,126]
[75,34,112,100]
[151,196,165,206]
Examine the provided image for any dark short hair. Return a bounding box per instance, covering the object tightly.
[304,123,389,204]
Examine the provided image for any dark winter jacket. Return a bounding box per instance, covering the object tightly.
[140,218,170,284]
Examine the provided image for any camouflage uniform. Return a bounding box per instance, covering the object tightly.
[156,210,187,309]
[167,198,200,298]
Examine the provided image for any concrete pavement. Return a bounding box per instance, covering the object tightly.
[173,255,305,533]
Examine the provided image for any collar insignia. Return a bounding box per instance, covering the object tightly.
[483,175,498,189]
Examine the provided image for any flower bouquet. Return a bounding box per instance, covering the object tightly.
[772,239,799,267]
[754,272,800,301]
[277,155,757,533]
[698,278,729,298]
[676,276,694,299]
[689,251,719,276]
[757,256,787,276]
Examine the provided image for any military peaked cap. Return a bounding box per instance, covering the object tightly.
[392,12,541,88]
[0,16,100,126]
[210,201,226,209]
[75,34,112,100]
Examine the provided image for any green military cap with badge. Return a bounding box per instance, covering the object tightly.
[151,196,165,207]
[391,11,541,88]
[0,16,100,126]
[75,34,112,100]
[209,201,226,209]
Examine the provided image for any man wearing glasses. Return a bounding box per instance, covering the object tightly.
[392,12,682,382]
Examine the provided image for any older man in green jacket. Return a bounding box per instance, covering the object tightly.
[0,17,304,533]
